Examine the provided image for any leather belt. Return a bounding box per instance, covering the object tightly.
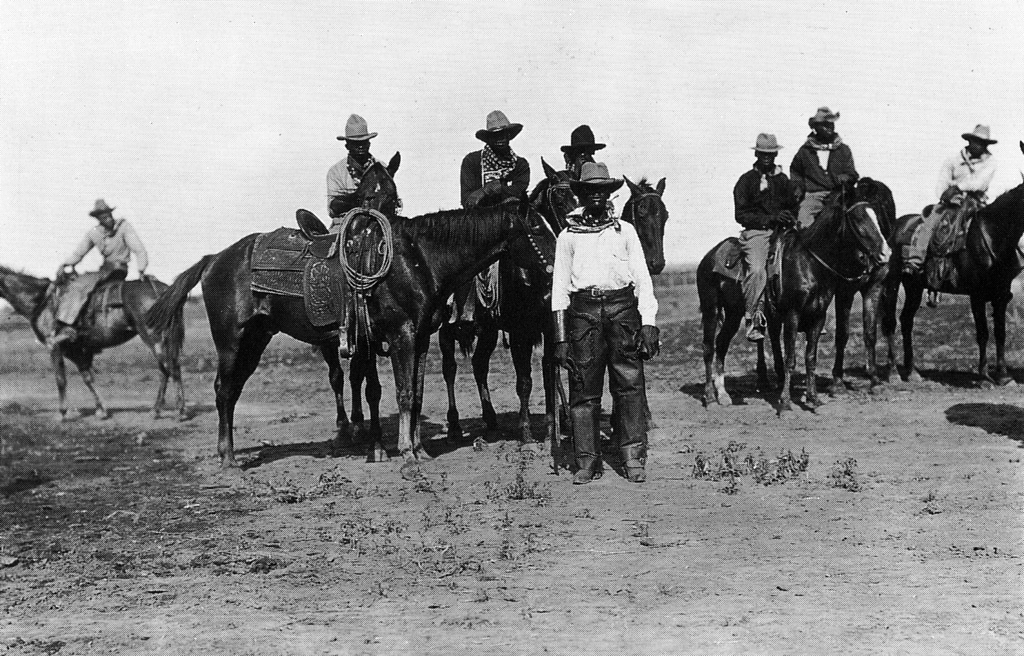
[571,285,634,300]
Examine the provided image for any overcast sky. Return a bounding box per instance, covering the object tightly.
[2,0,1023,283]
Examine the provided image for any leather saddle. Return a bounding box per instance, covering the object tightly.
[250,211,347,327]
[712,231,788,284]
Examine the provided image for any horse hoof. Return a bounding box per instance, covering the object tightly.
[999,378,1017,387]
[400,461,422,481]
[907,370,923,383]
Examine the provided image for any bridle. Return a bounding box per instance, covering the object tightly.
[542,178,577,232]
[510,200,556,274]
[806,201,885,283]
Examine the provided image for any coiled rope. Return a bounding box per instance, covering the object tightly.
[335,208,393,291]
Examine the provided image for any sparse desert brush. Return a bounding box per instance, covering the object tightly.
[829,458,861,491]
[693,443,809,492]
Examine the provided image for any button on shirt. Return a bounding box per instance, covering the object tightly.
[936,148,997,199]
[63,218,148,272]
[551,220,658,326]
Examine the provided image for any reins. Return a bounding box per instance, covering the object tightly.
[804,201,878,284]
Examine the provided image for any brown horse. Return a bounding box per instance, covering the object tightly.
[880,142,1024,386]
[0,266,185,420]
[698,189,889,411]
[830,177,897,391]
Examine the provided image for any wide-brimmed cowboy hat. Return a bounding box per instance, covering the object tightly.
[569,162,623,194]
[89,199,115,218]
[961,124,997,145]
[561,124,606,153]
[751,133,783,153]
[336,114,377,141]
[475,110,523,142]
[809,106,840,126]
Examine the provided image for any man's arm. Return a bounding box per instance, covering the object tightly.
[733,174,771,230]
[63,231,96,267]
[121,221,149,273]
[789,150,808,196]
[833,146,858,186]
[958,156,997,194]
[461,152,483,208]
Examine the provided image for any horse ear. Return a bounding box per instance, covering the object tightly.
[387,151,401,177]
[541,157,558,180]
[1019,140,1023,156]
[624,176,641,196]
[655,178,666,195]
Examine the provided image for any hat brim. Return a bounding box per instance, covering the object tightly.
[962,133,997,145]
[809,115,839,126]
[476,123,523,142]
[89,207,115,217]
[570,178,623,194]
[752,146,783,153]
[337,132,378,141]
[560,142,606,153]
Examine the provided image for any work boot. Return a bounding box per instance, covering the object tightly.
[572,462,603,485]
[745,312,766,342]
[622,444,647,484]
[46,323,77,348]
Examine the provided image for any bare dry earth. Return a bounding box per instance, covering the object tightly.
[1,285,1023,655]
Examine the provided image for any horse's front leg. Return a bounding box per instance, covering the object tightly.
[78,365,109,420]
[830,287,854,394]
[778,312,798,413]
[879,275,901,384]
[388,330,419,479]
[438,325,464,442]
[991,294,1014,385]
[970,295,992,385]
[411,344,431,459]
[803,316,827,410]
[510,332,536,443]
[471,324,500,431]
[50,348,71,421]
[861,279,884,389]
[318,342,351,449]
[901,282,925,382]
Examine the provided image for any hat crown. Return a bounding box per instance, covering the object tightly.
[809,106,840,125]
[570,125,597,146]
[753,133,782,152]
[345,114,373,139]
[90,199,114,217]
[578,161,613,184]
[485,110,513,132]
[963,124,994,142]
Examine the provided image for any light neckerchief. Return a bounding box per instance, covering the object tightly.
[347,154,377,187]
[806,133,844,151]
[481,144,518,185]
[566,208,621,233]
[756,164,785,191]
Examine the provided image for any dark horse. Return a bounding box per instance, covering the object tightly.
[830,177,897,391]
[880,142,1024,386]
[437,162,668,447]
[146,159,400,468]
[0,265,185,420]
[698,190,889,411]
[148,177,556,478]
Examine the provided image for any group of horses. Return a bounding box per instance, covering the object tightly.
[3,142,1023,477]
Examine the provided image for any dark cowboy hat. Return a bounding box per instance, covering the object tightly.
[569,162,623,194]
[475,110,523,142]
[89,198,115,218]
[808,106,840,126]
[561,124,606,153]
[751,133,783,153]
[336,114,378,141]
[961,124,997,145]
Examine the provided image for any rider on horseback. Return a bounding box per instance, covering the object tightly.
[47,199,149,347]
[561,124,605,180]
[790,107,858,229]
[327,114,382,230]
[733,133,800,342]
[903,124,998,277]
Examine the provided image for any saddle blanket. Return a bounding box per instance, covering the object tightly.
[251,227,345,327]
[711,235,786,284]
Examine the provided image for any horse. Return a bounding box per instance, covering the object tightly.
[830,177,897,391]
[148,185,556,478]
[436,163,669,449]
[0,266,185,421]
[698,189,889,411]
[146,159,401,468]
[879,142,1024,386]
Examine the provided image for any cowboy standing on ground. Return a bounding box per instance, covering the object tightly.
[733,133,800,342]
[47,199,149,347]
[327,114,380,231]
[790,106,858,229]
[904,124,998,276]
[552,162,659,485]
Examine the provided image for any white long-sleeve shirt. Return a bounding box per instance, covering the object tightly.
[63,218,148,272]
[551,220,658,326]
[936,148,997,200]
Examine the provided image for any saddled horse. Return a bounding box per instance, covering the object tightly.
[698,189,889,411]
[880,142,1024,386]
[830,177,897,391]
[437,163,669,449]
[0,266,185,420]
[146,159,401,469]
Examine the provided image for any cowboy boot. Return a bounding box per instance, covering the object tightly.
[622,443,647,484]
[745,311,766,342]
[47,322,78,348]
[571,403,602,485]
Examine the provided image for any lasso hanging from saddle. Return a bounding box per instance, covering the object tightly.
[921,194,981,291]
[250,207,393,357]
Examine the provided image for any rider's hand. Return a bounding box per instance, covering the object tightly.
[465,189,485,209]
[482,180,504,195]
[775,210,796,227]
[636,325,661,360]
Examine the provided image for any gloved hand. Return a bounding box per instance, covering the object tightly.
[465,189,486,209]
[774,209,796,227]
[54,265,72,283]
[940,186,962,206]
[554,342,570,367]
[635,325,660,360]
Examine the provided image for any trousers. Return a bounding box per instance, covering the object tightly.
[738,228,771,318]
[797,191,830,229]
[53,266,127,325]
[566,286,648,473]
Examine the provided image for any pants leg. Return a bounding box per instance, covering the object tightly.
[906,210,941,270]
[738,229,771,319]
[604,299,647,465]
[797,191,828,229]
[567,303,608,474]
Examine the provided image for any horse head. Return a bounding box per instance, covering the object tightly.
[530,157,578,232]
[506,193,558,275]
[622,176,668,275]
[354,155,401,216]
[806,193,890,280]
[854,177,897,238]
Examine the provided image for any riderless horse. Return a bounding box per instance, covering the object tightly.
[880,141,1024,386]
[698,187,889,411]
[0,265,185,420]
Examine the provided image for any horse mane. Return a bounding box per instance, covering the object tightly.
[528,177,550,204]
[982,181,1024,219]
[399,204,517,248]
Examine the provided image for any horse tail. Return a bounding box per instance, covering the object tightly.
[146,255,213,332]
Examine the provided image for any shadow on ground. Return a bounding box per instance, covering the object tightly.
[945,402,1024,448]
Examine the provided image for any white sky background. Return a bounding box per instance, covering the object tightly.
[2,0,1024,283]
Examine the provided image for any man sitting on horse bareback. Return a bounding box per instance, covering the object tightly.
[327,114,383,232]
[47,199,149,347]
[904,124,998,286]
[455,110,531,324]
[790,106,858,229]
[733,133,800,342]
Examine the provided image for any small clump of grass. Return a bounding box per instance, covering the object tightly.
[829,458,861,491]
[693,442,809,493]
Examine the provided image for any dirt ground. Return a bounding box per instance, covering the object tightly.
[2,284,1023,655]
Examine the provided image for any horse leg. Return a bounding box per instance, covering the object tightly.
[509,331,535,443]
[471,324,500,431]
[701,309,719,406]
[803,317,827,410]
[540,341,558,446]
[901,282,925,382]
[411,344,431,460]
[969,295,992,385]
[388,328,420,478]
[778,312,798,414]
[880,276,901,384]
[67,351,107,419]
[830,288,853,394]
[992,293,1013,385]
[50,348,72,421]
[438,324,464,442]
[362,347,384,459]
[213,328,273,469]
[317,342,351,450]
[861,280,884,389]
